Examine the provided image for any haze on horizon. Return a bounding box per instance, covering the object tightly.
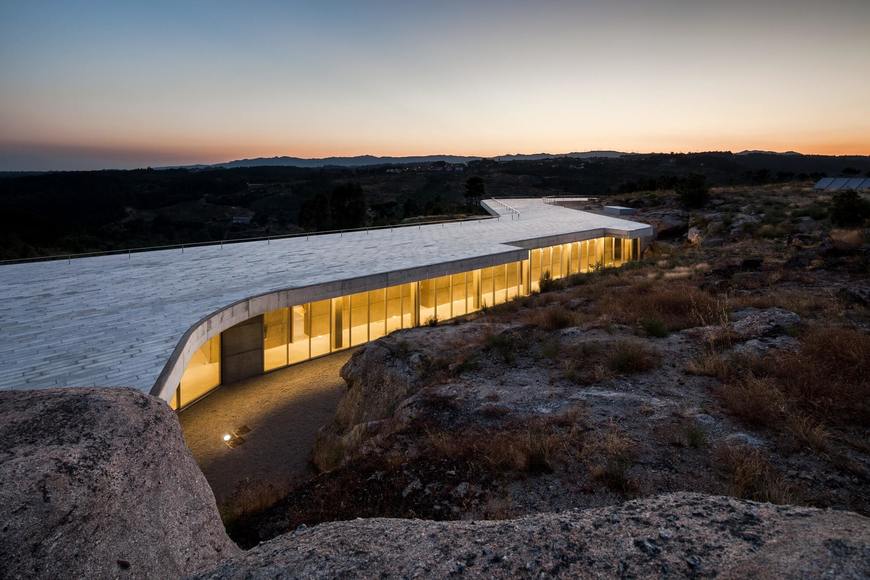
[1,0,868,171]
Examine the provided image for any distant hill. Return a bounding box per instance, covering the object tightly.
[191,151,629,170]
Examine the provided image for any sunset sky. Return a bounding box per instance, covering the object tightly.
[1,0,868,170]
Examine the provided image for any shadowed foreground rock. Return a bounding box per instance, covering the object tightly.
[0,388,239,579]
[198,493,870,579]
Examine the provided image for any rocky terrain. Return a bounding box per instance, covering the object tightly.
[231,185,870,552]
[2,183,869,578]
[2,387,868,579]
[197,493,870,579]
[0,388,239,579]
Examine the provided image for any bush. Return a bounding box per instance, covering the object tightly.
[607,341,659,374]
[714,444,794,504]
[676,174,710,209]
[539,271,562,293]
[830,190,870,227]
[640,317,669,338]
[530,305,576,330]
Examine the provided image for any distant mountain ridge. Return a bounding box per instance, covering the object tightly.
[192,151,628,170]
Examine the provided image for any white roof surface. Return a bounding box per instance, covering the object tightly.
[0,199,651,393]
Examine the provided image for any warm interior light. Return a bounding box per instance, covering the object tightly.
[222,433,232,442]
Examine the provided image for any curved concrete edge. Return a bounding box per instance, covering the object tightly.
[149,228,654,403]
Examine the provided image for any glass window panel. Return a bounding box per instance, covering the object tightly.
[493,264,507,305]
[386,285,403,333]
[480,267,494,308]
[180,335,220,407]
[451,273,467,317]
[592,238,604,270]
[419,278,436,325]
[468,269,481,312]
[551,245,562,279]
[613,238,623,265]
[580,240,589,273]
[310,299,331,356]
[368,288,386,340]
[530,249,541,293]
[402,282,417,328]
[288,304,310,363]
[541,247,552,278]
[350,292,369,346]
[521,259,530,295]
[632,238,640,261]
[506,262,519,300]
[263,307,288,371]
[562,244,571,276]
[435,275,451,321]
[332,296,350,350]
[571,242,580,274]
[605,237,614,267]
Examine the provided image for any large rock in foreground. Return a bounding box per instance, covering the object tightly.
[196,493,869,579]
[0,388,239,579]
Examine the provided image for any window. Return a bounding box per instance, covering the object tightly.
[435,275,451,320]
[386,285,403,333]
[402,282,417,328]
[480,266,494,307]
[419,278,436,324]
[493,264,507,305]
[506,262,519,300]
[263,307,288,371]
[179,335,220,407]
[530,249,541,292]
[551,245,562,279]
[332,296,350,350]
[468,269,481,312]
[289,304,309,363]
[350,292,368,346]
[310,299,331,357]
[570,242,580,274]
[451,273,466,316]
[368,288,386,340]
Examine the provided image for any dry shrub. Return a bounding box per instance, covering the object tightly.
[603,281,720,330]
[767,326,870,424]
[585,425,637,493]
[784,413,830,452]
[732,290,840,319]
[607,340,660,374]
[525,305,576,330]
[714,444,794,504]
[718,376,786,428]
[685,350,730,379]
[425,411,585,475]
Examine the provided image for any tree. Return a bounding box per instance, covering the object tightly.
[830,190,870,227]
[464,176,486,205]
[676,174,710,209]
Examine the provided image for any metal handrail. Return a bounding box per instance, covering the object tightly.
[0,214,496,266]
[487,199,521,220]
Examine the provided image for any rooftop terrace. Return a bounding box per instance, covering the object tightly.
[0,199,652,395]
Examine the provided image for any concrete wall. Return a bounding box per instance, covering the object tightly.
[220,316,263,385]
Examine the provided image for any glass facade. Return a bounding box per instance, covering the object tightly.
[173,236,639,409]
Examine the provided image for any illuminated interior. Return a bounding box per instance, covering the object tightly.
[172,236,639,409]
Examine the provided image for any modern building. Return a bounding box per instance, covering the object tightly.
[0,199,653,410]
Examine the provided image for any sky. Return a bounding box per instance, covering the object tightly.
[1,0,868,170]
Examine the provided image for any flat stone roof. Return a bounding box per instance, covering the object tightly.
[0,199,652,394]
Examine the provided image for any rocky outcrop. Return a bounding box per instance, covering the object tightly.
[194,493,870,579]
[0,388,239,579]
[685,307,801,355]
[313,323,504,471]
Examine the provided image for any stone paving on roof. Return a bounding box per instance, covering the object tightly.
[0,199,651,393]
